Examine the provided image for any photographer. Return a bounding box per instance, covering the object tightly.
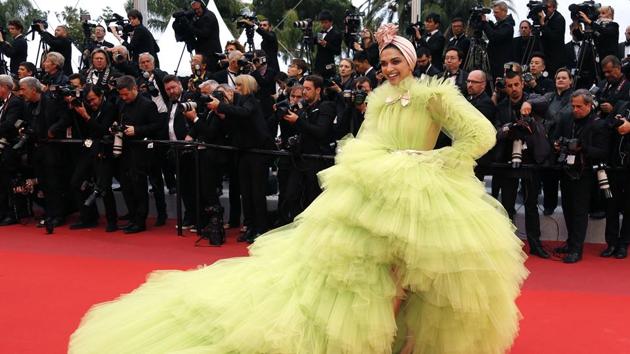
[601,101,630,258]
[551,89,611,263]
[18,77,71,228]
[207,75,274,243]
[212,50,242,88]
[513,20,542,66]
[138,52,173,218]
[495,72,551,258]
[36,24,73,76]
[352,29,379,69]
[278,75,335,225]
[17,61,36,80]
[115,75,162,234]
[0,20,27,75]
[112,10,160,66]
[109,45,140,78]
[595,55,630,119]
[523,52,554,95]
[186,54,213,93]
[353,50,378,89]
[68,84,118,232]
[334,76,370,139]
[187,0,222,71]
[313,10,342,75]
[86,25,114,52]
[413,46,440,78]
[0,74,24,226]
[41,52,69,87]
[83,48,119,90]
[250,50,279,120]
[446,17,470,60]
[536,0,567,76]
[574,5,619,61]
[481,2,515,79]
[255,20,279,72]
[414,13,446,71]
[565,24,597,89]
[438,47,468,94]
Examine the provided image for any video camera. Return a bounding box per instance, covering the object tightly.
[294,19,313,30]
[569,1,601,23]
[405,21,424,38]
[344,7,363,42]
[236,9,258,29]
[31,19,48,33]
[172,9,197,52]
[105,14,134,37]
[276,99,305,118]
[469,3,492,29]
[526,1,546,23]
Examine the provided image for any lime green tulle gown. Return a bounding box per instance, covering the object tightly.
[69,77,528,354]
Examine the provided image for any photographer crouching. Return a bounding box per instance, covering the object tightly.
[277,75,336,225]
[114,75,162,234]
[206,75,274,243]
[495,71,551,258]
[551,89,611,263]
[68,84,118,232]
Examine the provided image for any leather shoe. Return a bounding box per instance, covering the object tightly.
[48,217,65,227]
[118,214,131,221]
[554,244,570,254]
[529,245,550,259]
[0,216,17,226]
[124,225,146,234]
[105,223,118,232]
[69,221,98,230]
[600,246,616,257]
[543,208,555,216]
[246,232,261,244]
[120,222,136,231]
[614,246,628,259]
[238,229,256,242]
[563,252,582,264]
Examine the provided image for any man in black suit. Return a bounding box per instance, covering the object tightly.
[212,50,242,88]
[512,20,541,66]
[82,25,115,68]
[618,25,630,61]
[256,20,279,72]
[251,50,278,119]
[413,47,440,78]
[353,50,378,89]
[565,25,597,89]
[438,47,468,94]
[0,74,24,225]
[536,0,566,76]
[116,75,162,234]
[575,5,618,61]
[524,52,554,95]
[189,0,222,72]
[414,13,446,71]
[313,10,342,75]
[446,17,470,60]
[0,20,27,75]
[111,9,160,66]
[467,70,496,121]
[481,2,515,79]
[36,24,74,75]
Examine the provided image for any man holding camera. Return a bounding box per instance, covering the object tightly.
[575,5,619,61]
[523,52,554,95]
[212,50,242,88]
[68,84,118,232]
[112,10,159,67]
[278,75,335,224]
[0,75,24,226]
[187,54,213,93]
[446,17,470,60]
[109,45,140,78]
[481,2,515,80]
[187,0,222,72]
[535,0,566,76]
[413,13,446,72]
[596,55,630,119]
[254,20,279,72]
[334,76,371,139]
[36,24,73,76]
[115,75,162,234]
[495,72,551,258]
[551,89,611,263]
[313,10,342,76]
[0,20,27,75]
[250,50,278,120]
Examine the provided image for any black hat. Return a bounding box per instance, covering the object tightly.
[318,10,333,22]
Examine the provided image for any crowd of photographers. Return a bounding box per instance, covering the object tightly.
[1,0,630,263]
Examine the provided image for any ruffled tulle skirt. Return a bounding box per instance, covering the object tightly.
[69,137,528,354]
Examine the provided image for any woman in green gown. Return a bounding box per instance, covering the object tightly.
[69,24,528,354]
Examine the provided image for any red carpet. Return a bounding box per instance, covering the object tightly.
[1,221,630,354]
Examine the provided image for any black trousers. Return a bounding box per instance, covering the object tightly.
[541,169,560,211]
[195,149,225,227]
[605,170,630,247]
[148,146,167,218]
[560,173,594,253]
[279,159,330,225]
[169,149,197,224]
[238,152,268,233]
[227,153,242,226]
[120,147,150,228]
[70,152,117,225]
[32,144,65,219]
[499,174,541,245]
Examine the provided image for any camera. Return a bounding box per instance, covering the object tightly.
[56,85,84,107]
[140,72,160,97]
[236,9,258,29]
[294,19,313,30]
[110,122,126,157]
[173,10,194,19]
[526,1,546,22]
[506,116,534,168]
[593,163,612,199]
[276,99,305,117]
[13,120,32,151]
[343,88,368,105]
[80,180,104,207]
[522,72,535,83]
[569,1,601,23]
[211,90,225,102]
[556,137,580,165]
[469,4,492,29]
[31,19,48,33]
[321,64,339,87]
[344,8,363,40]
[172,9,196,51]
[105,14,134,37]
[179,101,197,112]
[405,22,424,38]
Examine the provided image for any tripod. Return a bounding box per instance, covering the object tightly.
[299,28,314,69]
[244,26,256,53]
[463,18,492,84]
[573,31,601,90]
[520,25,543,67]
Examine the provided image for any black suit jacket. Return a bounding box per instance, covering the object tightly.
[165,101,192,141]
[438,69,468,95]
[468,92,496,122]
[447,35,470,60]
[552,111,610,172]
[314,27,342,75]
[618,42,630,60]
[211,69,239,86]
[40,32,73,75]
[512,36,542,65]
[217,93,273,149]
[257,28,279,72]
[590,20,619,60]
[418,30,446,71]
[137,68,169,106]
[125,24,159,65]
[0,94,24,141]
[295,100,336,155]
[541,11,567,75]
[364,67,379,89]
[191,9,222,60]
[0,34,27,74]
[482,15,515,79]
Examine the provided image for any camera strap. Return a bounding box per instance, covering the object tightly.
[0,93,11,120]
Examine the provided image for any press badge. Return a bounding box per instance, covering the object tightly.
[84,139,93,148]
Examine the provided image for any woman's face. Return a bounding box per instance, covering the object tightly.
[380,47,412,86]
[339,60,353,78]
[555,71,572,92]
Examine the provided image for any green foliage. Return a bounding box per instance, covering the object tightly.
[216,0,245,37]
[55,6,90,51]
[0,0,47,31]
[252,0,353,29]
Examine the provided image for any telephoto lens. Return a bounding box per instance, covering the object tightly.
[511,139,523,168]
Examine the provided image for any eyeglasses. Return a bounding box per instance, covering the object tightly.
[466,80,484,84]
